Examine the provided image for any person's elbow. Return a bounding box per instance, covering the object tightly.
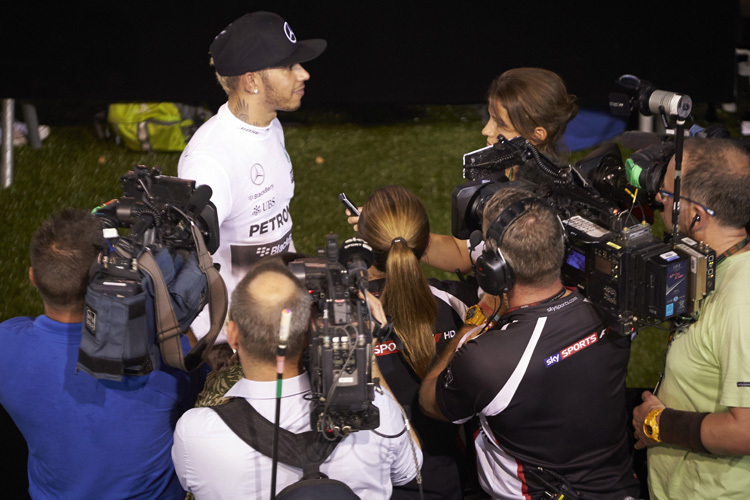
[418,376,448,421]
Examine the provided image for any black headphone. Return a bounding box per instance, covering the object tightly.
[473,197,565,296]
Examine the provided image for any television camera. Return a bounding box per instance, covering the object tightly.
[94,164,220,254]
[289,234,381,437]
[453,77,715,335]
[78,165,225,380]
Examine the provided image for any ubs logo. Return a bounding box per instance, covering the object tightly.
[250,163,265,185]
[284,22,297,43]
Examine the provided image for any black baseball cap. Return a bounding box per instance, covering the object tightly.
[210,11,327,76]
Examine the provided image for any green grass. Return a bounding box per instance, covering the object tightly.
[0,102,693,388]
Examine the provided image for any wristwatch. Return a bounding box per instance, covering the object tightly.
[643,408,665,442]
[464,304,487,326]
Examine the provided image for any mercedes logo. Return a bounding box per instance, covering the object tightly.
[284,22,297,43]
[250,163,265,185]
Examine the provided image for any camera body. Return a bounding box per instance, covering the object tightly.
[453,136,714,335]
[289,234,380,436]
[79,166,222,380]
[95,165,219,254]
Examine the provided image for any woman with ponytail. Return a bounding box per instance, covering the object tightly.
[358,185,480,500]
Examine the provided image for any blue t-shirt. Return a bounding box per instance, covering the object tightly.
[0,315,204,499]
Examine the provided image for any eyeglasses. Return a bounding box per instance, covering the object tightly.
[658,189,716,217]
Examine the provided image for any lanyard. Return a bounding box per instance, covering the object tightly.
[715,236,750,268]
[506,287,567,315]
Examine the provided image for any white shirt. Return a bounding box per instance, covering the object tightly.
[178,103,296,340]
[172,374,422,500]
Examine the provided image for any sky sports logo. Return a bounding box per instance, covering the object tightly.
[544,329,606,368]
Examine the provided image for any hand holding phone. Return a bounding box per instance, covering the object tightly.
[339,192,360,216]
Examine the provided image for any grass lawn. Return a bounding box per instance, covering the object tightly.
[5,100,729,388]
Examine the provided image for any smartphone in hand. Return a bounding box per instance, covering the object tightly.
[338,192,360,216]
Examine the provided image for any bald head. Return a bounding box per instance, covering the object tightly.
[229,258,312,363]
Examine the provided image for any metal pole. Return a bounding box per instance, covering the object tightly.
[22,102,42,149]
[1,98,14,189]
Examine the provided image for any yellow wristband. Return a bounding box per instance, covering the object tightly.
[643,408,665,443]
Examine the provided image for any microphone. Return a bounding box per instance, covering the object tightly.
[469,230,484,255]
[185,184,213,219]
[272,307,292,500]
[278,309,292,355]
[339,237,374,291]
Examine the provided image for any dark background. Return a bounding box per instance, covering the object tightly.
[1,1,744,115]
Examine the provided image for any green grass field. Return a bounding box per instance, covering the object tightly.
[1,101,703,388]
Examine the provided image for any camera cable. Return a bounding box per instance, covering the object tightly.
[270,309,292,500]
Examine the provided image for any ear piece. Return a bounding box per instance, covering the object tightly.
[689,213,701,233]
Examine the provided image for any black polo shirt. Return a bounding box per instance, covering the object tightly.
[435,290,639,500]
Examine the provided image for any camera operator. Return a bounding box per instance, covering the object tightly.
[0,208,205,499]
[345,68,577,278]
[419,186,640,500]
[357,185,483,499]
[632,137,750,498]
[171,257,421,499]
[178,11,326,343]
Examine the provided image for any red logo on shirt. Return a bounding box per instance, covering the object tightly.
[374,341,399,356]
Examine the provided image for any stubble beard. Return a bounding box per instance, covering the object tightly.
[261,74,303,113]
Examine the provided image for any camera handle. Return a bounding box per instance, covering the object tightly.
[669,118,687,245]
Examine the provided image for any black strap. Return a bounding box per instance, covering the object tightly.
[212,398,342,478]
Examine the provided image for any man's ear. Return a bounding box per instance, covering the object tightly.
[29,267,37,289]
[532,126,548,144]
[226,320,240,351]
[688,203,709,234]
[243,72,259,94]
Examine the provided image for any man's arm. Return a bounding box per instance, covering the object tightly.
[633,390,750,455]
[702,407,750,455]
[421,233,473,274]
[419,323,482,421]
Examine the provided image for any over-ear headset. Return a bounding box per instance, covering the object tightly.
[472,197,566,296]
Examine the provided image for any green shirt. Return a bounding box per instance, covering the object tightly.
[648,251,750,499]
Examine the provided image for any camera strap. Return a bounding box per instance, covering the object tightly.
[212,397,342,477]
[139,222,228,371]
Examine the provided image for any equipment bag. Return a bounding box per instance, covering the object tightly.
[106,102,212,152]
[78,224,227,380]
[212,398,361,500]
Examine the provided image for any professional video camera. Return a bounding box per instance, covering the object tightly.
[289,234,380,437]
[452,77,716,335]
[94,164,219,253]
[78,165,226,380]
